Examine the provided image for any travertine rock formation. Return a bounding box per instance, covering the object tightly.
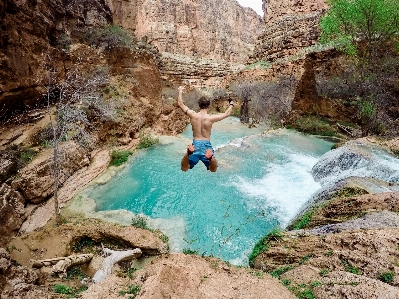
[251,0,328,62]
[81,253,296,299]
[132,0,263,63]
[11,141,90,204]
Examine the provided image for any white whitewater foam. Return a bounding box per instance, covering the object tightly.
[233,153,321,226]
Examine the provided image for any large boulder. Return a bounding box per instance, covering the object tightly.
[12,141,90,203]
[0,184,25,247]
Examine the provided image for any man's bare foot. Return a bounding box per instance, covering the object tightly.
[187,144,195,155]
[205,149,213,160]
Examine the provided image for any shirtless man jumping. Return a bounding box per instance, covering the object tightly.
[177,86,234,172]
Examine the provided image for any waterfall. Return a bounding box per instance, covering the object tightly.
[312,140,399,186]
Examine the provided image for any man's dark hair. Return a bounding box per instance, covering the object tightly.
[198,96,210,109]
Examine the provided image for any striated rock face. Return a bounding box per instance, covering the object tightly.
[160,52,245,88]
[132,0,263,63]
[11,141,90,204]
[251,0,328,62]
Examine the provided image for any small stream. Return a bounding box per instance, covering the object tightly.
[80,118,333,265]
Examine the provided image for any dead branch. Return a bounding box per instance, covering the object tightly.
[337,122,354,137]
[30,253,93,278]
[92,246,142,283]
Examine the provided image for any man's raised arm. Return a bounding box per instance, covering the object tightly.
[177,86,190,114]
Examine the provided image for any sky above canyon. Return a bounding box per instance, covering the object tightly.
[236,0,263,16]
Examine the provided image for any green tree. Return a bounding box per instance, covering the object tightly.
[320,0,399,66]
[87,24,133,50]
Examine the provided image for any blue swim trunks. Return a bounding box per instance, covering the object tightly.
[189,140,214,169]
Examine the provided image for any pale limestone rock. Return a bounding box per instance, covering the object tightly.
[11,141,90,204]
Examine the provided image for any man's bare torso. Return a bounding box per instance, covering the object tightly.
[190,110,213,141]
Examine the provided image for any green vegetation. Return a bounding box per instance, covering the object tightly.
[309,281,322,288]
[245,60,272,70]
[319,269,329,276]
[72,237,95,253]
[53,284,87,297]
[131,215,150,230]
[282,279,291,286]
[341,259,360,275]
[66,266,88,280]
[136,131,159,149]
[320,0,399,65]
[19,148,36,165]
[329,187,368,200]
[126,267,141,279]
[250,270,264,277]
[54,284,73,295]
[269,266,294,279]
[230,107,240,118]
[87,24,133,50]
[118,284,141,298]
[295,116,335,136]
[110,150,133,166]
[379,271,395,283]
[324,250,333,256]
[182,248,199,255]
[298,254,314,265]
[290,210,314,230]
[248,228,283,267]
[296,289,316,299]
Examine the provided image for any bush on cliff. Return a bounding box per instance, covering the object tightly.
[86,24,133,50]
[319,0,399,136]
[248,228,283,267]
[320,0,399,67]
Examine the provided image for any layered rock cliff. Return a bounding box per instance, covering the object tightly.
[251,0,328,62]
[132,0,263,63]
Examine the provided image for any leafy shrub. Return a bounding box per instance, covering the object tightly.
[341,259,360,275]
[110,150,133,166]
[66,266,88,280]
[136,132,159,149]
[295,115,335,136]
[131,215,150,230]
[54,284,73,294]
[379,271,395,283]
[297,289,316,299]
[19,148,36,165]
[86,24,133,50]
[119,284,141,297]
